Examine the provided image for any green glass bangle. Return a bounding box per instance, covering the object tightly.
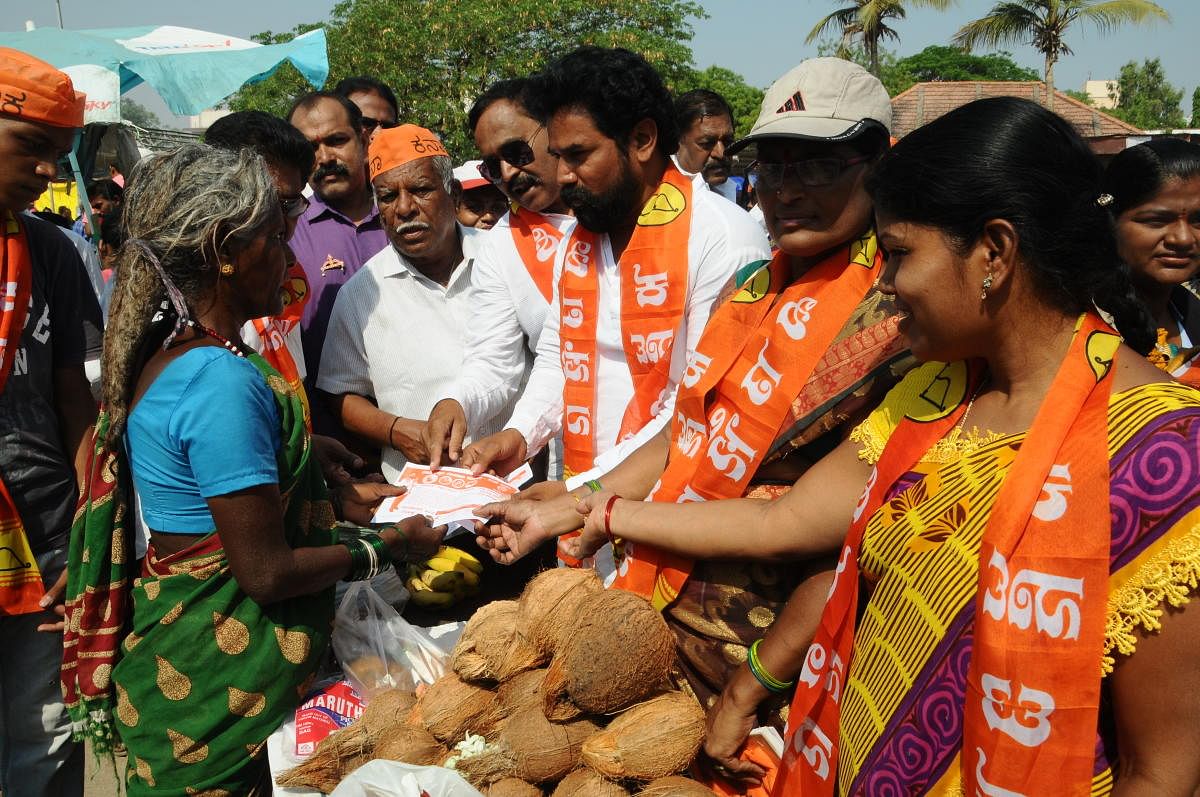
[344,539,369,581]
[585,479,604,493]
[364,532,393,571]
[747,639,795,693]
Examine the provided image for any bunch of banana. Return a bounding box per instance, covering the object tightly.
[406,546,484,607]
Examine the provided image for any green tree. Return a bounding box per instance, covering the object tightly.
[229,0,705,156]
[1106,58,1185,130]
[675,65,764,137]
[894,45,1038,84]
[1064,88,1094,105]
[121,98,161,128]
[805,0,957,78]
[1190,86,1200,128]
[815,39,913,95]
[954,0,1169,105]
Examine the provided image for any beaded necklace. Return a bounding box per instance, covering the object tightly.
[182,318,248,359]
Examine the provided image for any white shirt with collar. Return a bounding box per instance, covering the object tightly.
[671,155,739,204]
[317,224,508,482]
[446,209,575,429]
[505,184,772,489]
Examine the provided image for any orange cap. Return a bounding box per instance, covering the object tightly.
[0,48,85,128]
[368,124,449,181]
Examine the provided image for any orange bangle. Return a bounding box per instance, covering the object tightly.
[603,495,620,545]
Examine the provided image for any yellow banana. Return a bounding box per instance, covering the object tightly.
[406,576,455,607]
[425,558,481,588]
[435,547,484,575]
[421,568,465,592]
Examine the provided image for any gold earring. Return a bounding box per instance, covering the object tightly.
[980,273,994,301]
[220,263,235,276]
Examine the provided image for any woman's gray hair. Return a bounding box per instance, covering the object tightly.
[101,142,279,446]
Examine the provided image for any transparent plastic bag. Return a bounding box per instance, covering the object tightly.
[332,582,417,696]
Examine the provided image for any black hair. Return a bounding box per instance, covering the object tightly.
[467,77,535,134]
[673,89,734,131]
[333,76,400,121]
[868,96,1155,354]
[287,90,364,134]
[99,210,124,250]
[31,209,71,229]
[525,47,679,158]
[1102,138,1200,217]
[87,178,124,203]
[204,110,316,180]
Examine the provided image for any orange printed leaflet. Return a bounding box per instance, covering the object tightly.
[370,464,528,529]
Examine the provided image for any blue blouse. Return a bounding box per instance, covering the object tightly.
[126,347,281,533]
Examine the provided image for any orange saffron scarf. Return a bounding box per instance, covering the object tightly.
[251,261,311,429]
[509,206,564,303]
[612,233,882,609]
[776,313,1117,796]
[0,212,46,615]
[558,166,693,565]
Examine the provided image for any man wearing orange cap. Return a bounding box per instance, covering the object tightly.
[0,48,100,796]
[317,124,516,482]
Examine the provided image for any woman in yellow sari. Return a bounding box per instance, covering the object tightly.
[570,98,1200,795]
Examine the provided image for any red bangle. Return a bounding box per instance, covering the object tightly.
[603,495,620,544]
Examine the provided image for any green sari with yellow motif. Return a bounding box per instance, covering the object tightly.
[62,353,336,795]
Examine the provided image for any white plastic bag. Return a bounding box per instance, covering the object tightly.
[328,760,482,797]
[382,614,458,687]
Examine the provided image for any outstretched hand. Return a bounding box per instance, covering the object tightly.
[561,490,616,562]
[474,498,549,564]
[459,428,528,477]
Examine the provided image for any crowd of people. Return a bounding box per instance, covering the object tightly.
[1,34,1197,797]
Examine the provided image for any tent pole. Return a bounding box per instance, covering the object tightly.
[68,144,96,245]
[55,0,64,28]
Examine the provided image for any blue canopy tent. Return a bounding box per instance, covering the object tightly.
[0,25,328,233]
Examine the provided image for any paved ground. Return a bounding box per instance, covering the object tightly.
[83,745,121,796]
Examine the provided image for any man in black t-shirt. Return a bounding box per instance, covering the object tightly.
[0,49,100,797]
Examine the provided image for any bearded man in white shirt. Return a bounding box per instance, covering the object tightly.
[423,78,576,470]
[318,124,510,481]
[462,47,770,566]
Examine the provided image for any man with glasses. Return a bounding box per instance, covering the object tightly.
[463,47,769,571]
[423,77,577,474]
[474,62,915,770]
[287,92,388,435]
[334,75,400,136]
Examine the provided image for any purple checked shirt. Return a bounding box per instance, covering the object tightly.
[288,194,388,388]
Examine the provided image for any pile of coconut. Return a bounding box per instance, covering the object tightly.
[278,569,717,796]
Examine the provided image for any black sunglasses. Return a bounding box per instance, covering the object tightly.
[361,117,399,133]
[749,155,870,189]
[478,126,545,184]
[280,195,310,220]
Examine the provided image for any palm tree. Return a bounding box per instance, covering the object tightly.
[954,0,1169,106]
[806,0,957,78]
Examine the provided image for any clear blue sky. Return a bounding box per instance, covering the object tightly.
[9,0,1198,127]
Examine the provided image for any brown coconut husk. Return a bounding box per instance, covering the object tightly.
[361,688,418,735]
[518,568,602,658]
[636,776,718,796]
[552,768,631,796]
[452,600,542,683]
[485,777,544,797]
[456,707,601,786]
[276,722,373,792]
[542,590,675,718]
[489,668,548,727]
[581,692,705,780]
[415,672,498,743]
[372,723,448,766]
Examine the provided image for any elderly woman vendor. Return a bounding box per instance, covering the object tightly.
[62,143,445,795]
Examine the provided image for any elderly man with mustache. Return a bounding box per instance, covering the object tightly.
[316,125,513,480]
[288,92,389,433]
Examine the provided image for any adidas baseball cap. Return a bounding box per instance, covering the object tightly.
[729,58,891,154]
